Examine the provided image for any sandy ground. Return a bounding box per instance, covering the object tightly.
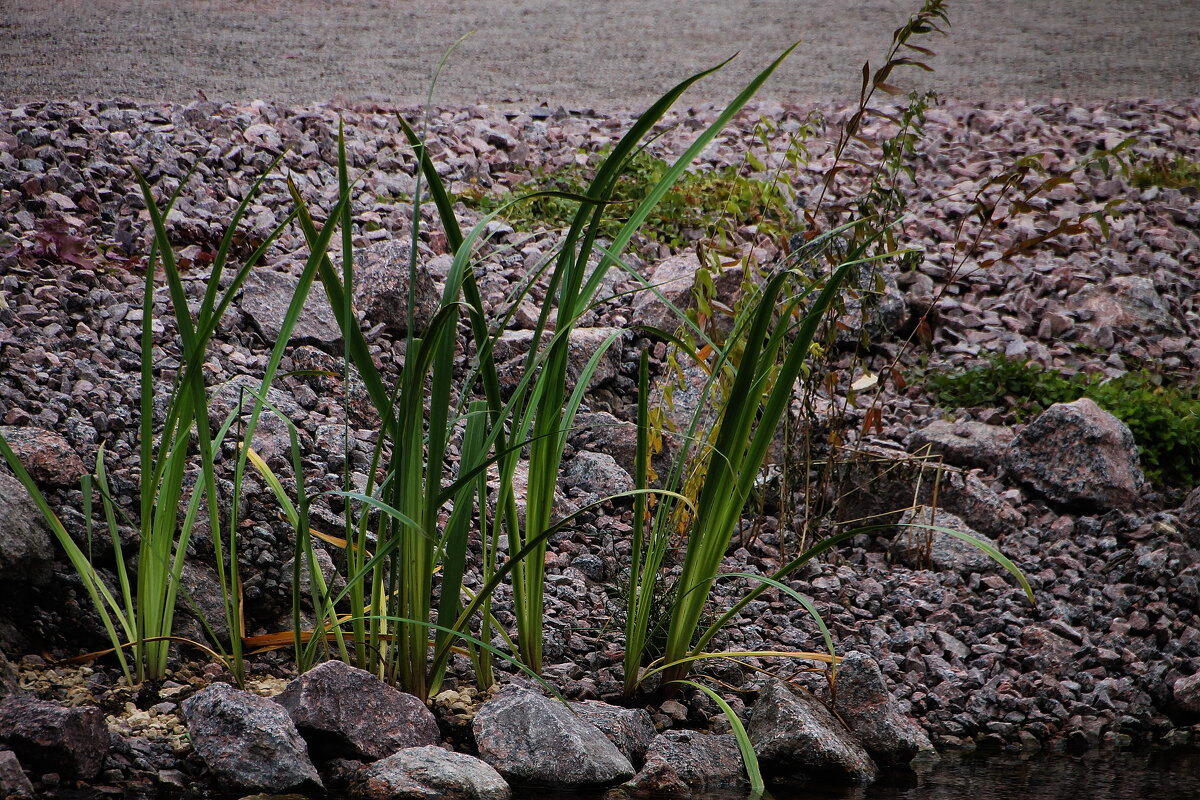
[2,0,1197,111]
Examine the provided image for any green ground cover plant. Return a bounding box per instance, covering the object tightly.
[924,355,1200,485]
[1130,152,1200,192]
[461,145,795,249]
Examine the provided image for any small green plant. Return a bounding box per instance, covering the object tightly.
[1130,153,1200,192]
[462,146,795,249]
[923,352,1088,417]
[923,356,1200,486]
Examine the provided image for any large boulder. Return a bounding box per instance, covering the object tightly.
[568,701,656,767]
[351,745,511,800]
[0,426,86,487]
[905,420,1015,472]
[0,650,17,697]
[1004,398,1145,510]
[833,653,932,765]
[351,239,442,338]
[239,266,342,351]
[0,749,34,799]
[631,252,743,335]
[568,412,641,477]
[180,682,322,793]
[890,505,1000,575]
[790,233,907,345]
[492,327,626,394]
[747,679,876,784]
[1068,275,1183,345]
[0,693,110,779]
[561,452,634,501]
[0,473,53,586]
[276,660,439,761]
[1172,673,1200,715]
[472,688,633,789]
[622,730,747,795]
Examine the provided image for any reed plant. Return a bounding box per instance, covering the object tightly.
[0,160,297,684]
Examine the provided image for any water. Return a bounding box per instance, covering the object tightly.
[516,750,1200,800]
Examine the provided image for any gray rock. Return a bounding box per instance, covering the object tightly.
[569,412,640,477]
[1069,275,1183,339]
[239,266,342,351]
[833,653,932,765]
[180,682,322,792]
[279,547,344,610]
[352,745,511,800]
[276,660,439,761]
[561,452,634,499]
[791,234,906,344]
[1172,673,1200,714]
[1004,398,1145,510]
[0,473,53,586]
[0,749,33,799]
[631,252,743,335]
[473,687,634,789]
[568,701,656,766]
[937,470,1026,537]
[0,693,110,779]
[905,420,1015,471]
[623,730,747,795]
[352,239,441,338]
[493,327,626,393]
[174,561,233,646]
[747,679,876,784]
[891,505,999,575]
[0,650,17,696]
[207,374,304,464]
[0,426,86,487]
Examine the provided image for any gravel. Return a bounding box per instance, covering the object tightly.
[0,94,1199,790]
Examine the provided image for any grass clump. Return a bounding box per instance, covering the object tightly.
[461,147,795,249]
[923,355,1200,486]
[1130,153,1200,192]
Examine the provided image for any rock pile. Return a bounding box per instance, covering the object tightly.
[0,94,1198,796]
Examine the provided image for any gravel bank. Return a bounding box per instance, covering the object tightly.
[0,94,1199,791]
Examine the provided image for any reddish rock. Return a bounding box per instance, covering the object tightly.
[0,426,85,487]
[0,694,110,779]
[180,682,322,793]
[276,660,439,761]
[1004,398,1145,510]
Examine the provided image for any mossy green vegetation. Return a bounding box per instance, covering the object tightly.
[1129,153,1200,192]
[460,147,795,249]
[923,355,1200,486]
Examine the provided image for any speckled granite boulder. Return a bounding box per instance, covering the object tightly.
[0,426,86,486]
[0,693,109,779]
[833,653,933,765]
[568,701,656,767]
[351,746,511,800]
[748,679,876,784]
[891,505,1000,575]
[473,688,633,789]
[906,419,1015,471]
[1004,398,1144,510]
[180,682,322,793]
[276,660,439,761]
[621,730,747,795]
[351,239,441,338]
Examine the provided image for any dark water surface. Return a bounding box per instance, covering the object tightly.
[518,750,1200,800]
